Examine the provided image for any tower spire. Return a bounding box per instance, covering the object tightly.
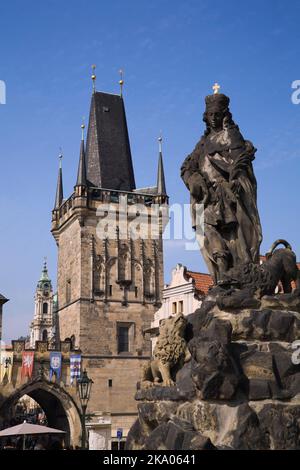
[40,257,50,281]
[54,151,64,209]
[156,134,166,195]
[76,120,87,187]
[91,65,96,93]
[119,69,124,97]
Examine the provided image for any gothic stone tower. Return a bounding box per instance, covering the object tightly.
[51,88,168,443]
[30,261,56,348]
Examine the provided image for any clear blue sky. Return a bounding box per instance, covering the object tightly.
[1,0,300,341]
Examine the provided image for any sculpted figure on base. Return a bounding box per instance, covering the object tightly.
[217,239,300,309]
[141,312,191,388]
[181,89,262,284]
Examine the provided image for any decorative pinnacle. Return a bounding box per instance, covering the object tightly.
[81,117,85,140]
[212,82,220,94]
[119,69,124,96]
[158,132,163,153]
[91,64,96,92]
[59,148,63,168]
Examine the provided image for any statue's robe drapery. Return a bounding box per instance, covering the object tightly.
[181,125,262,282]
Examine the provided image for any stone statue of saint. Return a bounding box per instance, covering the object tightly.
[181,90,262,284]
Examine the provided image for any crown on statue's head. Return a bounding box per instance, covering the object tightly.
[205,93,230,112]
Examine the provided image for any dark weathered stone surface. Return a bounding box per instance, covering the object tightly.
[189,339,241,400]
[175,361,197,399]
[214,308,300,342]
[261,293,300,313]
[256,403,300,449]
[241,351,274,380]
[182,431,216,450]
[286,373,300,397]
[137,401,178,432]
[144,423,169,450]
[127,413,216,451]
[125,418,147,450]
[136,386,192,402]
[164,417,194,450]
[196,318,232,344]
[248,378,271,400]
[128,293,300,450]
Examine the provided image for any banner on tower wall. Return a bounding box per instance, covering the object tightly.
[70,354,81,385]
[49,352,62,381]
[21,351,34,379]
[0,351,13,383]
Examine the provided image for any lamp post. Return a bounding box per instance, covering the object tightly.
[77,369,93,449]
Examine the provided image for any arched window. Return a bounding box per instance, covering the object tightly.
[42,330,48,341]
[43,302,48,314]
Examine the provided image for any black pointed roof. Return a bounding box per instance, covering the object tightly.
[85,92,136,190]
[157,151,166,195]
[76,138,87,186]
[0,294,8,305]
[54,161,63,209]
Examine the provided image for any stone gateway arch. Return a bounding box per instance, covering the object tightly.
[0,340,82,447]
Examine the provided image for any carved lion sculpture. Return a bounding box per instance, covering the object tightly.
[217,239,300,309]
[141,312,191,388]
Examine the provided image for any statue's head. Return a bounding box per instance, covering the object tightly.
[203,93,233,134]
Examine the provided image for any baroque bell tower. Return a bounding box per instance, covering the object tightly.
[30,261,56,348]
[51,73,168,434]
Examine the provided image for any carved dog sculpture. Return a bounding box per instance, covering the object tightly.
[217,240,300,309]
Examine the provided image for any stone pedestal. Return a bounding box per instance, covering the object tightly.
[86,413,111,450]
[126,294,300,450]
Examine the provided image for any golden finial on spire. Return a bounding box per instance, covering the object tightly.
[81,117,85,140]
[91,64,96,92]
[212,82,220,94]
[119,69,124,97]
[158,132,163,153]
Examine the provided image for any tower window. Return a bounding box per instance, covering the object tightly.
[109,285,112,296]
[179,301,183,313]
[108,379,113,388]
[43,302,48,314]
[172,302,177,314]
[135,286,138,298]
[66,279,71,304]
[42,330,48,341]
[117,326,129,353]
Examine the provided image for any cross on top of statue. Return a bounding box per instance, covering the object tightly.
[212,82,220,94]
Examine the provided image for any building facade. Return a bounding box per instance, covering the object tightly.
[150,264,213,349]
[51,87,168,447]
[29,262,57,348]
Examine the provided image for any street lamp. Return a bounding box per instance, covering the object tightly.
[77,369,93,450]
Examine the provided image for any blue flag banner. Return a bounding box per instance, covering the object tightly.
[70,354,81,385]
[49,352,62,380]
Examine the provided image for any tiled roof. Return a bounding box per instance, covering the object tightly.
[185,271,213,296]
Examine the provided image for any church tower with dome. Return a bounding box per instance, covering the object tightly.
[29,261,57,348]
